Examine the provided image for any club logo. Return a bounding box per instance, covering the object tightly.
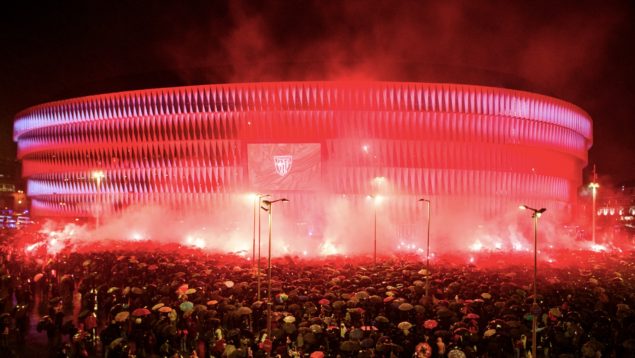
[274,155,292,176]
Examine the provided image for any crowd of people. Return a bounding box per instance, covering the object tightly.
[0,232,634,358]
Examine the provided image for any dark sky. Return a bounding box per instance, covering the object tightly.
[1,1,634,184]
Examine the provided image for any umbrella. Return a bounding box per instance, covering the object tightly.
[252,301,264,309]
[224,280,235,288]
[310,324,323,333]
[109,337,124,350]
[434,330,450,338]
[398,302,414,311]
[114,311,130,322]
[276,293,289,303]
[356,291,370,300]
[340,340,361,352]
[398,321,413,330]
[437,308,455,319]
[183,309,195,318]
[148,264,158,271]
[185,288,196,295]
[447,349,467,358]
[33,273,44,282]
[132,308,151,317]
[549,307,562,317]
[484,329,497,337]
[465,313,480,320]
[424,319,438,329]
[152,303,165,311]
[159,306,173,313]
[318,298,330,305]
[375,316,389,324]
[282,322,297,334]
[107,287,120,294]
[332,300,345,310]
[360,338,375,349]
[180,301,194,312]
[623,339,635,351]
[283,315,296,323]
[207,300,218,306]
[131,287,143,295]
[304,332,317,345]
[481,293,492,300]
[237,307,252,315]
[350,328,364,340]
[82,259,92,267]
[361,325,378,331]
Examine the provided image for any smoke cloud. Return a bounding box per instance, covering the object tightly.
[161,0,627,97]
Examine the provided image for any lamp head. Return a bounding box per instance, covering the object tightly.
[519,204,528,210]
[262,198,289,206]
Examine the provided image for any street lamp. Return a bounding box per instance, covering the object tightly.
[253,194,269,300]
[519,204,546,358]
[367,195,382,264]
[92,171,105,229]
[251,194,269,265]
[418,198,431,301]
[589,182,599,244]
[261,198,289,338]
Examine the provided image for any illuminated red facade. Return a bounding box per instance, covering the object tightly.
[13,82,592,222]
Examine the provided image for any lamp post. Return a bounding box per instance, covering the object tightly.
[370,177,386,265]
[261,198,288,338]
[92,171,105,229]
[255,194,269,301]
[589,182,599,244]
[374,199,377,265]
[367,195,382,264]
[519,204,546,358]
[252,194,269,266]
[418,198,431,300]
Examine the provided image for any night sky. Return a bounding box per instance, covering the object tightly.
[1,1,634,185]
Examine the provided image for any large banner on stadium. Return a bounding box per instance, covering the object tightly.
[248,143,321,190]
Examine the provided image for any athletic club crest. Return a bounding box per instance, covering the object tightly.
[274,155,292,176]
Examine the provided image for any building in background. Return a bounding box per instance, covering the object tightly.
[595,181,635,242]
[0,158,27,212]
[13,82,592,239]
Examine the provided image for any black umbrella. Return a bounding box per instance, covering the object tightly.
[340,340,361,352]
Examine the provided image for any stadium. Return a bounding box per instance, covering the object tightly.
[13,82,593,250]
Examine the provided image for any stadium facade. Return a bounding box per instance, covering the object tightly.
[13,82,592,229]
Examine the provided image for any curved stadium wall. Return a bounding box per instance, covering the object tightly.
[13,81,592,224]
